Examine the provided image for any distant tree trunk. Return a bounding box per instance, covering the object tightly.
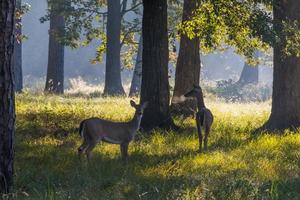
[237,63,258,86]
[103,0,125,96]
[129,36,142,97]
[237,52,259,86]
[171,0,201,116]
[140,0,175,131]
[0,0,16,193]
[45,8,65,94]
[14,0,23,92]
[260,0,300,131]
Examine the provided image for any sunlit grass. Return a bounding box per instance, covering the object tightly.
[10,94,300,199]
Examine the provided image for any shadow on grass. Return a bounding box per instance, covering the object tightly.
[14,133,300,200]
[14,110,300,199]
[175,123,259,153]
[16,112,84,139]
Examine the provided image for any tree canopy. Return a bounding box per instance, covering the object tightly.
[180,0,274,63]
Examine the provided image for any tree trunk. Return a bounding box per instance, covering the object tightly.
[140,0,175,131]
[260,0,300,132]
[45,8,65,94]
[0,0,16,193]
[103,0,125,96]
[14,0,22,92]
[171,0,201,117]
[237,63,258,86]
[129,36,142,97]
[237,52,259,86]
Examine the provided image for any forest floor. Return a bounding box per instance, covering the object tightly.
[10,94,300,199]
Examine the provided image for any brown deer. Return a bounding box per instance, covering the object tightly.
[78,100,148,162]
[184,85,213,153]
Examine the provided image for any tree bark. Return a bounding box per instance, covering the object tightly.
[260,0,300,132]
[140,0,175,131]
[45,7,65,94]
[14,0,22,92]
[103,0,125,96]
[0,0,16,193]
[129,36,142,97]
[171,0,201,117]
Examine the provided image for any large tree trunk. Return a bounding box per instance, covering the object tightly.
[171,0,201,116]
[140,0,175,131]
[261,0,300,131]
[129,36,142,97]
[103,0,125,96]
[0,0,16,193]
[14,0,22,92]
[45,8,65,94]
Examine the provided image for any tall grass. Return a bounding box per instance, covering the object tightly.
[7,94,300,199]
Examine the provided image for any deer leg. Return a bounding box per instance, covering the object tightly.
[85,142,97,162]
[204,125,211,151]
[120,143,129,163]
[78,140,88,158]
[196,118,203,153]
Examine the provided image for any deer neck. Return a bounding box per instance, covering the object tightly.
[196,93,206,110]
[129,113,143,132]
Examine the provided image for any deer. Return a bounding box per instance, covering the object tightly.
[184,85,214,153]
[78,100,149,162]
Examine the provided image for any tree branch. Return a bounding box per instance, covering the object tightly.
[121,0,128,15]
[120,23,140,47]
[121,2,142,16]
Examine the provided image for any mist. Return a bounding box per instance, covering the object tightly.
[22,0,273,90]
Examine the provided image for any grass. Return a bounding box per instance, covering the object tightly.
[7,94,300,199]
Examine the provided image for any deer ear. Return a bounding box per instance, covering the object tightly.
[130,100,137,108]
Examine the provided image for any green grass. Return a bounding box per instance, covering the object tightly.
[8,94,300,199]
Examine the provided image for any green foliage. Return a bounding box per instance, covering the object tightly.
[168,0,183,65]
[40,0,142,69]
[180,0,274,63]
[120,18,141,69]
[40,0,106,48]
[283,20,300,58]
[91,33,106,64]
[181,0,300,61]
[9,94,300,199]
[16,1,31,42]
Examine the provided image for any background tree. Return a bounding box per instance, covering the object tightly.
[44,1,65,94]
[0,0,16,193]
[129,36,142,97]
[237,51,260,86]
[140,0,175,131]
[237,62,258,86]
[103,0,125,96]
[260,0,300,131]
[171,0,201,116]
[42,0,142,96]
[128,1,183,98]
[14,0,23,92]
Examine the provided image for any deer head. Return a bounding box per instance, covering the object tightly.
[130,100,149,117]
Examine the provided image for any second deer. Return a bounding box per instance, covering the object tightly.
[184,85,213,153]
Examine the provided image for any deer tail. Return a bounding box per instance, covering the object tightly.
[79,120,86,137]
